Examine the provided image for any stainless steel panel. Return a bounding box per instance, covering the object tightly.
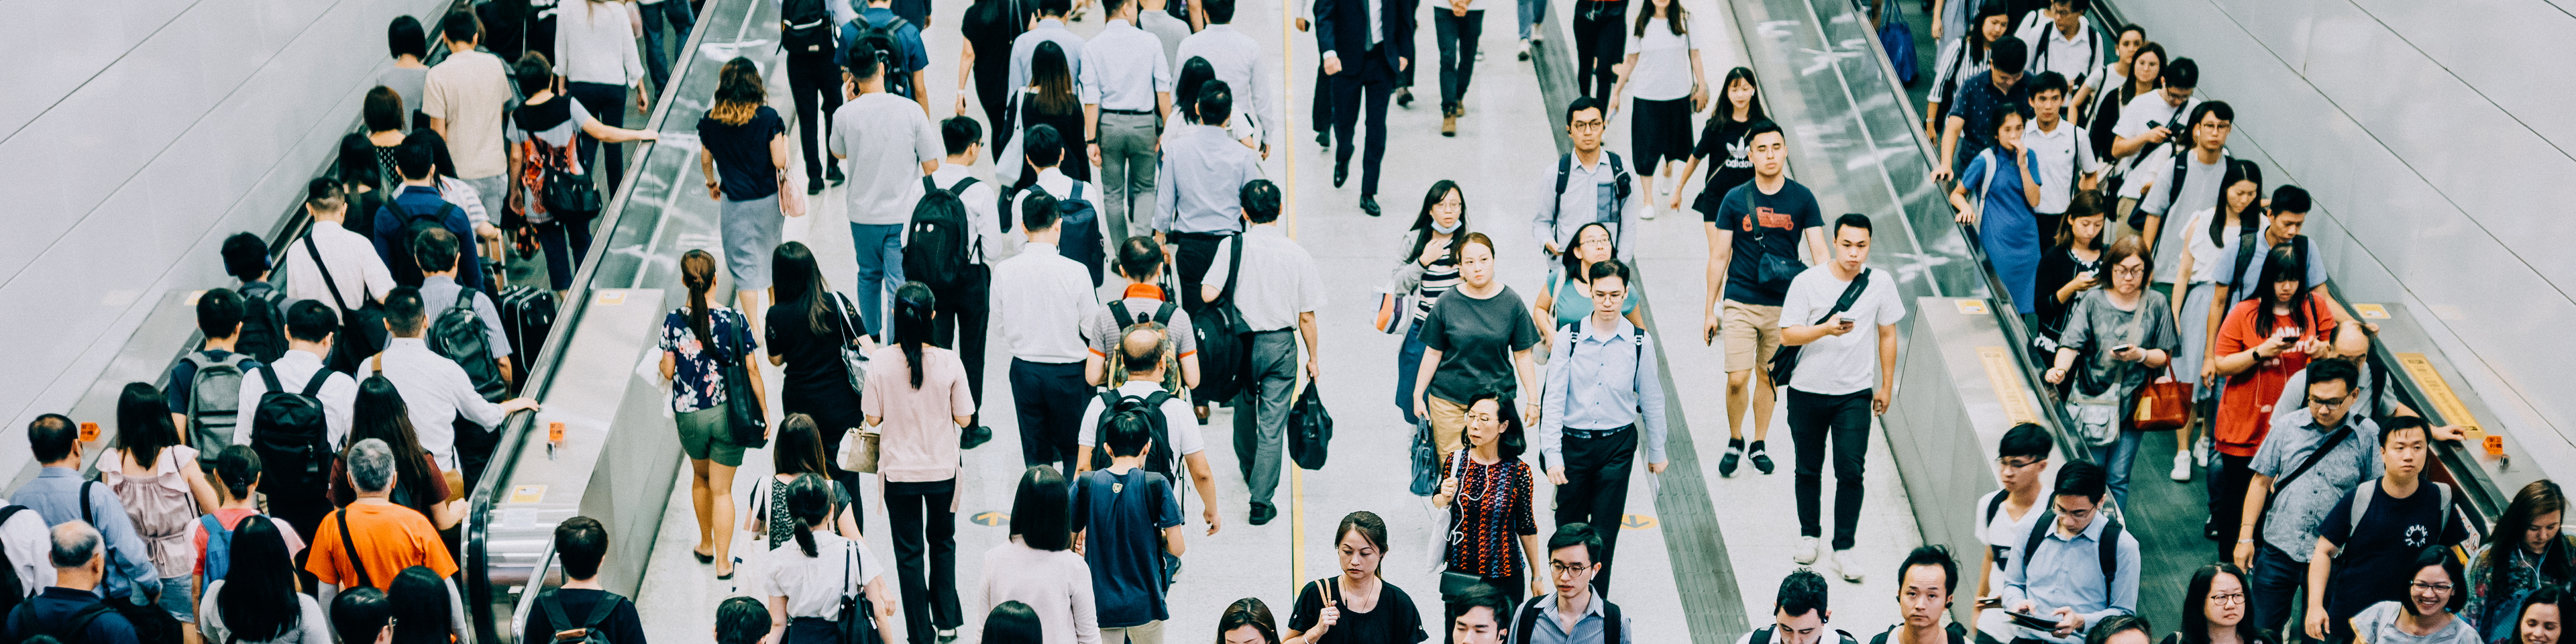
[2348,0,2576,157]
[1882,298,2064,627]
[0,0,200,139]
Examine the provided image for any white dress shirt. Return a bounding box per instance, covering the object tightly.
[284,221,397,311]
[1200,225,1326,331]
[235,350,360,451]
[1008,19,1087,101]
[0,501,54,595]
[369,338,508,471]
[1176,24,1280,148]
[930,162,1014,263]
[555,0,646,86]
[2016,13,2100,89]
[992,242,1099,364]
[1029,168,1099,209]
[2021,116,2102,215]
[1076,19,1173,111]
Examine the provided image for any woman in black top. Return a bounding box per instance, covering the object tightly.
[1285,512,1427,644]
[2032,191,2108,360]
[2090,42,2165,166]
[1671,66,1766,215]
[698,57,795,327]
[766,241,869,517]
[957,0,1026,150]
[1012,42,1089,189]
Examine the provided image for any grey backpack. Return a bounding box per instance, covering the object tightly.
[182,352,253,462]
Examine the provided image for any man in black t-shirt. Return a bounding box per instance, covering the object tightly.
[523,517,648,644]
[2309,416,2469,642]
[1704,121,1825,479]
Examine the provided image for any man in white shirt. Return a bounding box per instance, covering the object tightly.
[0,498,56,597]
[1073,327,1223,533]
[2106,58,2199,237]
[2020,72,2102,239]
[992,188,1102,476]
[927,116,1009,447]
[282,180,397,372]
[1080,0,1176,243]
[1008,0,1087,97]
[421,10,517,221]
[1776,214,1906,582]
[1973,423,2055,643]
[233,300,364,535]
[1197,180,1323,526]
[2015,0,2100,115]
[830,45,944,341]
[1176,0,1279,156]
[369,286,540,477]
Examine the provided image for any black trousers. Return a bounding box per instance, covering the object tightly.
[1555,427,1636,596]
[1311,56,1335,140]
[1787,388,1872,551]
[1572,0,1626,99]
[928,268,992,428]
[566,82,630,193]
[2208,451,2256,553]
[885,480,963,643]
[1433,9,1486,112]
[1171,232,1228,316]
[1330,54,1395,196]
[785,52,845,185]
[1009,359,1090,474]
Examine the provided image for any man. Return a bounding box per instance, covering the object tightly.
[2014,0,2100,114]
[1199,180,1322,527]
[1777,214,1906,580]
[306,439,463,612]
[1974,424,2055,643]
[1315,0,1412,215]
[421,10,515,221]
[2104,58,2200,235]
[1155,84,1261,317]
[17,415,159,604]
[283,180,396,372]
[2000,461,2141,644]
[830,44,945,341]
[1,523,139,644]
[2212,186,2330,311]
[415,227,517,387]
[1079,0,1175,242]
[1703,119,1827,477]
[1733,570,1847,644]
[233,301,362,452]
[521,517,646,644]
[1450,583,1515,644]
[930,117,1008,446]
[1538,259,1668,595]
[780,0,851,194]
[2087,618,2153,644]
[1083,239,1203,392]
[2130,101,2233,282]
[0,482,56,597]
[1295,0,1334,150]
[374,135,486,289]
[2235,358,2381,640]
[1875,547,1964,644]
[2307,415,2467,641]
[1070,398,1191,643]
[1935,37,2029,183]
[1533,97,1644,262]
[166,288,262,463]
[1428,0,1483,136]
[1175,0,1280,156]
[1075,325,1222,521]
[219,232,288,364]
[1007,0,1087,101]
[637,0,694,98]
[369,286,541,478]
[841,0,934,114]
[2019,72,2103,238]
[1024,125,1102,205]
[1137,0,1193,67]
[994,190,1102,476]
[1517,524,1635,644]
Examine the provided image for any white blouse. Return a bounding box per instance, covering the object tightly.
[758,533,886,619]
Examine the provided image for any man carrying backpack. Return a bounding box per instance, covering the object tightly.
[520,517,645,644]
[1082,238,1200,394]
[373,135,484,290]
[233,301,361,539]
[920,117,1010,449]
[1074,327,1222,535]
[1,523,141,644]
[830,44,945,342]
[1070,405,1189,643]
[1536,260,1666,597]
[370,287,541,484]
[14,416,160,609]
[779,0,855,195]
[167,289,265,468]
[841,0,934,115]
[2000,461,2139,644]
[414,227,515,399]
[219,233,290,364]
[1514,524,1632,644]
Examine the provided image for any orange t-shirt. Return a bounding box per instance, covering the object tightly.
[2211,293,2338,458]
[303,502,458,589]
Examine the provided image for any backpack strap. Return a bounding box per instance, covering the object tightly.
[541,592,577,639]
[922,175,938,194]
[1152,301,1177,325]
[1217,233,1245,303]
[52,602,115,643]
[582,593,625,630]
[1110,300,1136,329]
[1550,154,1572,229]
[1602,600,1622,644]
[1984,490,2009,527]
[2226,230,2263,297]
[1513,594,1549,644]
[258,365,286,398]
[303,234,360,313]
[300,367,332,397]
[2098,515,2122,583]
[1753,625,1776,644]
[1605,152,1631,205]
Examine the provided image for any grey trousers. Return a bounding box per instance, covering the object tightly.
[1233,329,1299,506]
[1097,111,1161,240]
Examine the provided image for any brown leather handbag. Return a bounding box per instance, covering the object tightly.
[2133,366,2191,431]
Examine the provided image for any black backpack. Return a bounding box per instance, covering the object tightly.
[1189,235,1252,402]
[904,176,981,294]
[429,288,508,402]
[5,602,115,644]
[851,13,915,99]
[1745,624,1857,644]
[388,203,464,286]
[250,366,335,493]
[0,506,30,621]
[539,591,627,644]
[1038,183,1107,286]
[1089,389,1180,485]
[1512,594,1621,644]
[781,0,836,56]
[234,281,289,363]
[1546,152,1633,243]
[2021,509,2125,586]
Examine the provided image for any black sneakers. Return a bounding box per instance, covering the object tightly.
[1750,440,1774,474]
[1719,437,1744,476]
[1250,502,1277,525]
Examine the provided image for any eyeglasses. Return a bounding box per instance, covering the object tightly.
[1570,120,1607,131]
[1550,562,1591,577]
[2308,394,2351,408]
[2207,592,2247,606]
[1998,458,2043,469]
[2110,264,2147,276]
[2410,582,2455,593]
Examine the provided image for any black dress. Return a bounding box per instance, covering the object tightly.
[961,0,1024,149]
[767,299,868,526]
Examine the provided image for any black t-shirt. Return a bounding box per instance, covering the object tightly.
[1713,180,1825,306]
[2318,481,2471,620]
[1289,579,1427,644]
[521,589,646,644]
[766,299,861,406]
[961,0,1024,84]
[1690,118,1758,210]
[697,107,788,201]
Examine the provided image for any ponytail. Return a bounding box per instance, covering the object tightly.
[681,250,719,347]
[894,282,936,389]
[785,473,833,558]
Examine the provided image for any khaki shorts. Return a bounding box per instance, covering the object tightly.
[2112,196,2144,241]
[1722,301,1784,373]
[1425,395,1470,455]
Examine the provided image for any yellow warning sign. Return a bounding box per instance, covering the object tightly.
[1956,299,1990,315]
[1978,346,2039,425]
[2353,303,2390,319]
[971,511,1010,527]
[594,290,627,305]
[508,484,545,504]
[2395,353,2481,437]
[1620,515,1658,530]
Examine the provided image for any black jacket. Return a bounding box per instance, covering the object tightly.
[1313,0,1413,76]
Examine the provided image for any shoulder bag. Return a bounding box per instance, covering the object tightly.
[830,292,871,396]
[2133,364,2190,431]
[1768,268,1875,388]
[836,540,885,644]
[721,312,769,447]
[2247,425,2356,545]
[1424,449,1469,574]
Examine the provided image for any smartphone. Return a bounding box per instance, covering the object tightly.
[2112,344,2137,354]
[1975,596,2003,608]
[2006,612,2062,631]
[1836,314,1856,329]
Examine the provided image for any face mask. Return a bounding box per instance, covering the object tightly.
[1432,220,1462,234]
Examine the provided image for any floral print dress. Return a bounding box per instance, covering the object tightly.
[659,306,751,413]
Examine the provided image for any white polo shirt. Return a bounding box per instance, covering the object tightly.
[2021,116,2102,215]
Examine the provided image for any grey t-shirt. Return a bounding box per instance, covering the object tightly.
[378,65,430,127]
[2347,602,2482,644]
[1419,286,1542,403]
[2057,289,2179,400]
[1081,294,1199,360]
[2249,409,2383,560]
[2138,151,2226,282]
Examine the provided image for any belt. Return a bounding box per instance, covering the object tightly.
[1564,425,1633,439]
[1249,328,1297,335]
[1171,230,1236,239]
[1102,108,1157,116]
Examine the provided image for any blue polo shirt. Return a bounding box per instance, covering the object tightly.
[372,185,483,288]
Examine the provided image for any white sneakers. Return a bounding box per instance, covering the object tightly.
[1831,549,1864,582]
[1794,537,1821,564]
[2171,451,2194,482]
[2194,435,2211,466]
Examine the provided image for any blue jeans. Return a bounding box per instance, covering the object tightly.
[1519,0,1546,39]
[639,0,696,95]
[2250,543,2308,640]
[1394,323,1426,424]
[2088,427,2142,511]
[849,223,906,337]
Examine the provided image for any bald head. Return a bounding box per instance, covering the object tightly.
[50,521,103,590]
[1120,327,1164,376]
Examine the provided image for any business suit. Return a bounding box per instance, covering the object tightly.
[1316,0,1413,200]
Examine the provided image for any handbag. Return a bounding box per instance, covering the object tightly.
[1372,288,1411,335]
[836,541,885,644]
[1287,384,1333,470]
[1407,418,1440,496]
[841,427,883,474]
[1423,449,1468,574]
[722,313,769,447]
[303,235,388,370]
[1768,268,1874,387]
[995,94,1028,185]
[830,292,870,396]
[2133,366,2190,431]
[1876,0,1917,85]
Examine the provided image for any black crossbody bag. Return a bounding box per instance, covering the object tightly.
[1769,268,1874,387]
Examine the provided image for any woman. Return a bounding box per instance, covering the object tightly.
[508,52,661,293]
[979,467,1098,644]
[767,241,869,504]
[698,57,798,325]
[551,0,645,193]
[1430,392,1544,639]
[380,16,432,130]
[861,282,973,644]
[982,601,1044,644]
[2090,42,2166,167]
[1412,233,1541,456]
[2159,564,2273,644]
[108,383,219,637]
[195,446,309,598]
[1011,42,1090,187]
[2078,25,2147,127]
[746,415,863,555]
[958,0,1027,149]
[2503,588,2563,644]
[197,516,330,644]
[2033,191,2108,358]
[363,88,411,197]
[715,596,772,644]
[1925,2,2012,138]
[661,250,767,579]
[333,376,458,529]
[2469,481,2571,642]
[388,566,464,644]
[337,131,393,243]
[1951,108,2045,316]
[2349,548,2482,644]
[1391,181,1468,424]
[2171,159,2264,482]
[2208,246,2363,549]
[1285,512,1427,644]
[1533,223,1646,337]
[2043,237,2176,510]
[1604,0,1704,216]
[761,474,897,644]
[1672,67,1766,214]
[330,588,393,644]
[1219,598,1285,644]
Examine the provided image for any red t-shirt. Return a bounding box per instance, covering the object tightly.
[2211,294,2338,457]
[191,508,309,577]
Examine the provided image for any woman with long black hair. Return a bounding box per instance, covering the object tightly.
[760,474,896,644]
[107,382,219,637]
[2171,159,2263,482]
[663,249,766,580]
[2469,481,2572,642]
[1392,180,1468,424]
[1926,1,2012,138]
[1671,66,1766,215]
[335,376,456,528]
[979,466,1098,644]
[767,241,869,513]
[197,515,330,644]
[861,282,974,644]
[746,415,864,558]
[1604,0,1704,215]
[1010,42,1090,188]
[2158,563,2273,644]
[388,565,463,644]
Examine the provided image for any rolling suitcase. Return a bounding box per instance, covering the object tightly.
[497,286,557,386]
